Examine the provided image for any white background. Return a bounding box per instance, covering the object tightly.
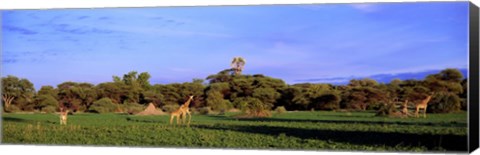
[0,0,479,155]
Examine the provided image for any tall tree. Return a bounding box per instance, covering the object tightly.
[35,85,59,111]
[2,75,35,111]
[231,57,246,75]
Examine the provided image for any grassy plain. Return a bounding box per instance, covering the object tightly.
[1,111,468,152]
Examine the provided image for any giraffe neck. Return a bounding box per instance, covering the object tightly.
[184,97,193,107]
[421,96,432,105]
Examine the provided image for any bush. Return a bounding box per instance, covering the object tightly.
[375,103,397,116]
[89,98,117,113]
[122,102,144,114]
[429,93,461,113]
[5,105,21,113]
[162,104,180,113]
[238,97,271,117]
[36,95,58,109]
[42,106,57,113]
[198,106,213,115]
[274,106,287,114]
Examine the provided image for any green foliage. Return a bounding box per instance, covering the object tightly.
[162,104,180,113]
[6,104,21,113]
[42,106,57,113]
[375,103,398,117]
[2,75,36,111]
[37,86,58,98]
[206,91,230,112]
[237,97,271,117]
[89,98,118,113]
[197,106,213,115]
[36,95,59,110]
[3,68,467,114]
[252,87,280,109]
[122,102,145,114]
[429,92,461,113]
[2,111,467,151]
[311,92,341,110]
[274,106,287,114]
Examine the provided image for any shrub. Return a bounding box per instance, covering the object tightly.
[274,106,287,114]
[429,93,461,113]
[375,103,398,117]
[122,102,144,114]
[6,105,21,113]
[42,106,57,113]
[238,97,271,117]
[36,95,59,110]
[198,106,213,115]
[89,98,117,113]
[162,104,180,113]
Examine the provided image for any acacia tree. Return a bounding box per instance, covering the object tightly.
[424,68,464,113]
[34,85,59,111]
[57,82,82,111]
[75,83,98,111]
[112,71,152,104]
[2,75,35,111]
[231,57,246,75]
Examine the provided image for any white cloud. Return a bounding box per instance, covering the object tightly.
[350,3,380,13]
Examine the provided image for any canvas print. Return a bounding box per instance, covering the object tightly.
[1,2,471,153]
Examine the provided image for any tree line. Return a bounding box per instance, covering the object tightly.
[1,68,467,116]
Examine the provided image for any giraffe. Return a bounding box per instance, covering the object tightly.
[401,99,409,116]
[180,95,194,125]
[169,108,183,125]
[169,95,194,125]
[415,95,433,118]
[59,107,69,125]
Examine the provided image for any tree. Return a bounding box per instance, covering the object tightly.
[96,82,126,104]
[252,87,280,110]
[35,85,59,111]
[74,83,98,111]
[2,75,35,111]
[342,79,385,111]
[57,82,82,111]
[237,97,271,117]
[206,69,235,84]
[89,97,117,113]
[423,68,464,113]
[206,91,230,112]
[311,92,341,110]
[35,95,59,112]
[37,85,58,99]
[112,71,152,104]
[231,57,246,75]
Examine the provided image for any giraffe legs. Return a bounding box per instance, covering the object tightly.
[170,115,182,125]
[186,111,191,126]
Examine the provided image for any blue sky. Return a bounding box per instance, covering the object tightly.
[1,2,469,90]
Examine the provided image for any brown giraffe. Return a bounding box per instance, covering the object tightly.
[169,95,194,125]
[169,108,183,125]
[180,95,194,125]
[59,107,69,125]
[415,95,433,118]
[401,100,410,116]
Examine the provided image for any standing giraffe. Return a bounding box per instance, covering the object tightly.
[180,95,194,125]
[59,107,69,125]
[169,95,194,125]
[415,95,433,118]
[169,108,184,125]
[401,100,410,116]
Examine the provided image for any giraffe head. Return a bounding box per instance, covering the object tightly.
[189,95,194,100]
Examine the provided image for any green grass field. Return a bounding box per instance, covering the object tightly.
[1,111,468,152]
